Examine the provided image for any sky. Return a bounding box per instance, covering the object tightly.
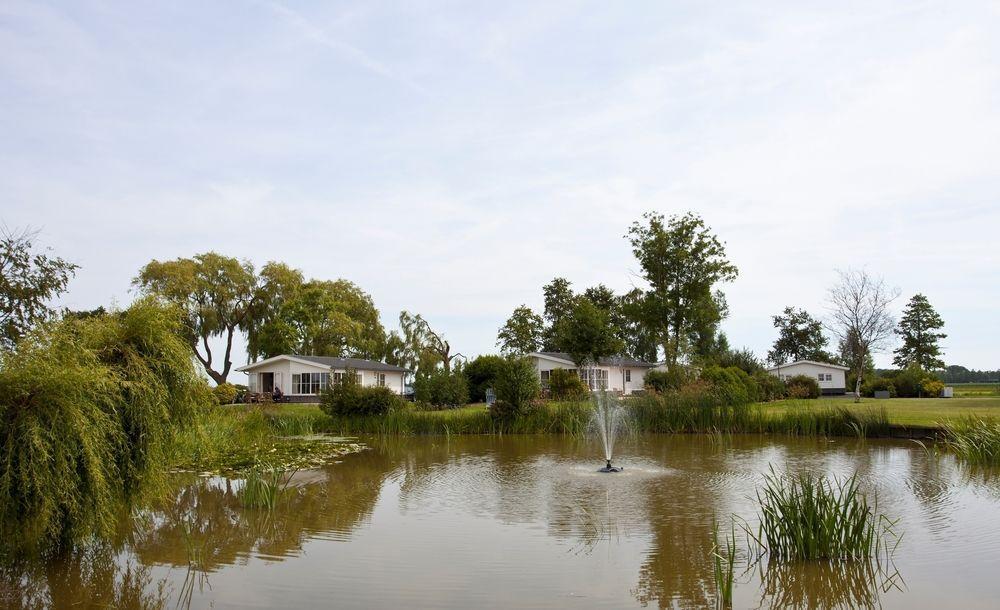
[2,0,998,372]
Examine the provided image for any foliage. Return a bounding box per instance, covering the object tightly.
[644,368,692,393]
[751,467,898,561]
[0,227,78,350]
[213,383,238,405]
[548,368,589,400]
[541,277,576,350]
[880,366,935,398]
[701,366,761,404]
[784,375,820,399]
[893,294,946,370]
[320,370,402,416]
[463,354,505,402]
[397,311,460,373]
[0,299,209,557]
[753,371,787,402]
[626,211,738,366]
[767,307,833,366]
[553,297,623,367]
[827,269,899,400]
[493,356,540,415]
[921,378,944,398]
[938,365,1000,384]
[239,463,286,511]
[716,346,764,374]
[862,376,896,398]
[496,305,544,355]
[412,368,469,407]
[943,417,1000,466]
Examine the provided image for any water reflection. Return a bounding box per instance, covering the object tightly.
[4,435,1000,609]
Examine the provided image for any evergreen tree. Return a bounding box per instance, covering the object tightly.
[893,293,946,370]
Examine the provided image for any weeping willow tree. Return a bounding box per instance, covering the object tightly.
[0,298,211,558]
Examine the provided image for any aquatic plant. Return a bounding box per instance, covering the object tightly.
[712,521,737,609]
[239,464,287,511]
[942,417,1000,466]
[748,467,899,562]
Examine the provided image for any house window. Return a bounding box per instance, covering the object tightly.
[333,372,363,385]
[540,370,550,381]
[377,373,386,387]
[817,374,824,381]
[579,369,609,389]
[292,372,327,394]
[625,369,631,383]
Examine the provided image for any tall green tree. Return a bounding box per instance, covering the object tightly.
[626,212,738,366]
[893,294,946,370]
[767,307,833,365]
[134,252,260,384]
[541,277,575,350]
[553,297,623,368]
[497,305,544,355]
[0,227,78,349]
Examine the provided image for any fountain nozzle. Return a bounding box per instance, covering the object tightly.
[599,459,622,473]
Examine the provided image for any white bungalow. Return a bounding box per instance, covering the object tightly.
[235,354,409,402]
[766,360,849,395]
[526,352,660,395]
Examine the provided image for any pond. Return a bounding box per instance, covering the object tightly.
[6,434,1000,609]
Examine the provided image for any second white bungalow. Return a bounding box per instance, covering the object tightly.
[526,351,661,395]
[235,354,409,402]
[766,359,849,395]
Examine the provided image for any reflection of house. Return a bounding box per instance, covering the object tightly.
[235,354,409,402]
[766,360,848,395]
[526,352,660,395]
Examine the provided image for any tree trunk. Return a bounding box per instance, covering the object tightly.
[854,373,863,403]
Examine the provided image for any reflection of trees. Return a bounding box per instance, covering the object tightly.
[0,545,167,610]
[756,558,903,609]
[131,445,400,571]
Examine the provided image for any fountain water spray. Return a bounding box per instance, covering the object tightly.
[591,390,626,473]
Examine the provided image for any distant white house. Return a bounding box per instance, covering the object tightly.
[766,360,849,395]
[235,354,409,402]
[526,352,660,395]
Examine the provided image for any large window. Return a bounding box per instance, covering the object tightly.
[332,372,363,385]
[292,372,327,395]
[579,369,609,390]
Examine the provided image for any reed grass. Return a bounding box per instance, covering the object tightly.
[712,520,737,609]
[239,464,287,511]
[942,416,1000,466]
[747,467,899,562]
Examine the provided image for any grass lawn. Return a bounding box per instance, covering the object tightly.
[763,397,1000,428]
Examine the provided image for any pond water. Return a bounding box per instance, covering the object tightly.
[6,434,1000,609]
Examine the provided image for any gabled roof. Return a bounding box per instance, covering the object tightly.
[527,352,659,368]
[766,359,849,372]
[236,354,410,373]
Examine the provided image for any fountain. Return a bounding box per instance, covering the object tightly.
[592,390,626,473]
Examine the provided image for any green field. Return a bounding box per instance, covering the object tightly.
[763,396,1000,427]
[949,383,1000,397]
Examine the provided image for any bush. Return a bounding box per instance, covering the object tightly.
[320,370,401,416]
[463,355,505,403]
[492,357,540,420]
[883,366,934,397]
[700,365,761,404]
[716,348,765,375]
[862,376,896,397]
[413,369,469,407]
[0,298,210,556]
[753,371,787,402]
[645,368,693,393]
[922,378,945,398]
[548,368,589,400]
[785,374,820,399]
[213,383,238,404]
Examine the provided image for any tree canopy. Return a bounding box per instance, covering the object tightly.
[497,305,544,355]
[767,306,833,365]
[553,297,623,367]
[398,311,461,373]
[893,293,946,370]
[0,227,78,349]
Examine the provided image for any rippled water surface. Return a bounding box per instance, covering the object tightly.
[9,434,1000,609]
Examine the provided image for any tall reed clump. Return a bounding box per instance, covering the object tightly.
[768,406,891,438]
[240,463,287,511]
[750,467,899,562]
[942,416,1000,466]
[712,521,737,609]
[0,298,211,558]
[628,383,762,434]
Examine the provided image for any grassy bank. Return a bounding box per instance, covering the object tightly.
[764,397,1000,428]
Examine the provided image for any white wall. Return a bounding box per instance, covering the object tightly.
[531,354,652,395]
[242,359,406,396]
[768,362,847,392]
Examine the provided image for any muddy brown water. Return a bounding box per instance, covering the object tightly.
[6,434,1000,609]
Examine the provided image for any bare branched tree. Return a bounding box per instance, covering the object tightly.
[826,269,899,402]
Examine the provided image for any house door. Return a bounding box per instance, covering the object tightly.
[261,373,274,393]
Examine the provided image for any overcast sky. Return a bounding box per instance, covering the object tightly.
[2,1,998,371]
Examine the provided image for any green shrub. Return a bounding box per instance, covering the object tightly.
[862,377,896,397]
[753,370,787,402]
[644,368,692,393]
[213,383,238,404]
[881,366,933,397]
[413,369,469,406]
[548,368,589,400]
[716,347,764,375]
[921,378,945,397]
[784,374,820,399]
[463,355,505,402]
[943,417,1000,465]
[0,298,209,557]
[492,356,540,420]
[320,370,401,416]
[701,365,761,404]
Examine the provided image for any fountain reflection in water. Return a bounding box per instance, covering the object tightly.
[591,390,628,473]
